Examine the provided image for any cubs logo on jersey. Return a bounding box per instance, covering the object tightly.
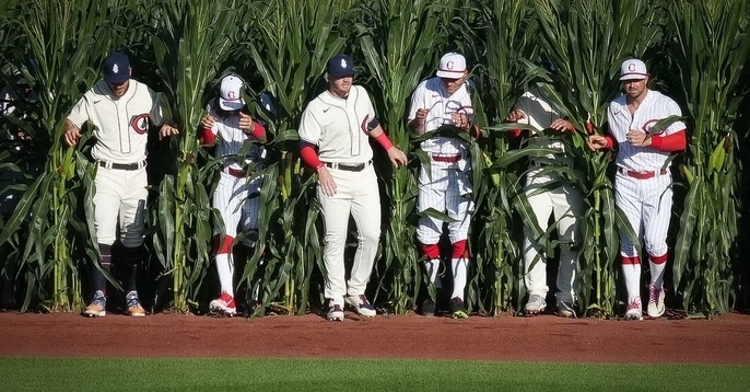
[130,114,149,134]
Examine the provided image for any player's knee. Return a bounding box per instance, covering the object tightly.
[120,244,146,267]
[419,243,440,260]
[644,242,668,260]
[451,240,470,259]
[359,226,380,245]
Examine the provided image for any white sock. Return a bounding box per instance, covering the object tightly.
[424,259,442,288]
[451,258,468,300]
[622,262,642,304]
[215,253,235,297]
[649,261,666,290]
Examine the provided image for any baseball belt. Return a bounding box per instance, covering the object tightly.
[324,160,372,172]
[224,167,247,178]
[431,154,461,163]
[97,160,146,171]
[617,167,667,180]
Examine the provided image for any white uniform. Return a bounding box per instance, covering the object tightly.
[67,79,163,247]
[514,88,585,306]
[608,90,685,259]
[407,77,474,245]
[298,85,380,306]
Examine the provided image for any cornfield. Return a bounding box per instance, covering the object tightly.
[1,0,749,319]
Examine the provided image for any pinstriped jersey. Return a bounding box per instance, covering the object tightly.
[608,90,686,172]
[298,86,376,164]
[513,88,570,164]
[206,101,265,170]
[407,77,473,156]
[68,80,163,164]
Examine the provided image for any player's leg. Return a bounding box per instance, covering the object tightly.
[446,165,473,319]
[318,170,352,321]
[615,174,644,320]
[209,174,243,316]
[416,161,448,315]
[551,183,585,317]
[346,167,380,317]
[521,174,555,315]
[239,176,263,314]
[118,168,149,317]
[84,168,121,317]
[642,177,672,318]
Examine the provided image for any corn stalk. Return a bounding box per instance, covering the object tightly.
[669,0,750,316]
[149,0,241,313]
[533,0,662,317]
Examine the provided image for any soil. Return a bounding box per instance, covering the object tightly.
[1,310,749,364]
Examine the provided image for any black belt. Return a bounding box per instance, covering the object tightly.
[324,160,372,172]
[97,160,146,171]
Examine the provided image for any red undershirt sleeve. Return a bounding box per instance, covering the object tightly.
[650,130,687,152]
[300,143,323,171]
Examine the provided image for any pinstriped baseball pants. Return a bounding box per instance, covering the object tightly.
[615,172,672,258]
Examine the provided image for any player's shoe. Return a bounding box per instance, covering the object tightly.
[524,294,547,315]
[556,300,576,318]
[647,285,666,318]
[449,297,469,319]
[83,290,106,318]
[125,291,146,317]
[345,294,376,317]
[209,291,237,317]
[624,299,643,321]
[327,303,344,321]
[421,299,436,317]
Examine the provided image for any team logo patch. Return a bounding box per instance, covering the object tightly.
[628,63,636,71]
[130,114,150,134]
[227,91,237,100]
[446,61,454,70]
[341,58,348,68]
[642,119,662,135]
[113,64,119,73]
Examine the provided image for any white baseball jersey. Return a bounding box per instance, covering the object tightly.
[407,77,473,156]
[0,86,15,116]
[68,80,164,164]
[607,90,686,172]
[298,85,375,164]
[206,102,265,170]
[514,88,570,164]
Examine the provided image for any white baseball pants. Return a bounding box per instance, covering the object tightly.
[416,158,473,244]
[615,172,672,258]
[212,171,263,237]
[523,169,585,303]
[93,166,148,247]
[318,165,381,305]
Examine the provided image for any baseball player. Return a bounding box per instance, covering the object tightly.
[507,87,585,317]
[588,58,687,320]
[407,52,481,319]
[199,74,267,317]
[298,54,407,321]
[64,52,179,317]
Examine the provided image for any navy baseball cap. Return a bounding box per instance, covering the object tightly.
[103,52,130,84]
[327,54,355,78]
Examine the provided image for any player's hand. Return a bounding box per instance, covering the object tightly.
[63,124,82,147]
[506,108,526,123]
[414,108,429,125]
[626,129,650,147]
[550,118,574,133]
[200,115,216,129]
[317,166,337,197]
[239,112,254,132]
[587,135,608,151]
[452,112,470,129]
[159,124,180,140]
[387,147,408,168]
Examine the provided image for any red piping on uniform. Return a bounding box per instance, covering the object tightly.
[420,243,440,259]
[622,256,640,265]
[451,240,470,258]
[650,129,686,152]
[648,253,668,265]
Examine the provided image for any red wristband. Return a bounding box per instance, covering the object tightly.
[247,122,266,140]
[374,131,394,150]
[604,135,614,149]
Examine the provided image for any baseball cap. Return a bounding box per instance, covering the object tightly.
[218,75,245,111]
[327,54,355,78]
[436,52,467,79]
[620,59,648,81]
[103,52,130,84]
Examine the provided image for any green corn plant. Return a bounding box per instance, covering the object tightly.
[238,0,354,314]
[355,0,458,314]
[532,0,662,317]
[148,0,243,313]
[0,0,135,311]
[459,0,541,314]
[668,0,750,316]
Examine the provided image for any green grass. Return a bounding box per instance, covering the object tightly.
[1,358,748,392]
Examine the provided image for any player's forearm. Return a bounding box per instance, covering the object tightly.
[200,127,217,145]
[369,125,395,151]
[407,118,425,136]
[246,121,267,142]
[299,142,323,171]
[650,130,686,152]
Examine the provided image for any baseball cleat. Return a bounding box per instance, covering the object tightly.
[449,297,469,319]
[624,299,643,321]
[421,299,436,317]
[524,294,547,315]
[83,291,106,318]
[556,300,576,318]
[647,286,666,318]
[327,304,344,321]
[345,294,376,317]
[125,291,146,317]
[209,291,237,317]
